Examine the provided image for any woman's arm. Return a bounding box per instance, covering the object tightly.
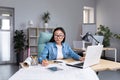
[38,45,49,63]
[69,47,85,61]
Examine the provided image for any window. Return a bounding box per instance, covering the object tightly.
[83,6,94,23]
[0,7,14,64]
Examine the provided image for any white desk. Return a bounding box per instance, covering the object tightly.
[9,63,99,80]
[9,58,120,80]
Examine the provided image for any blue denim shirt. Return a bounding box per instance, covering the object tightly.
[38,42,81,63]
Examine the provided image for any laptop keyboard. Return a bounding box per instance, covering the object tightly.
[74,62,84,66]
[66,62,84,69]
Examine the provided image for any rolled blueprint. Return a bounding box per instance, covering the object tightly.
[23,56,33,67]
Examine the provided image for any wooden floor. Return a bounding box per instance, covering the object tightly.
[0,64,120,80]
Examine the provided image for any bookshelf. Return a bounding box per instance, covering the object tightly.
[28,27,54,56]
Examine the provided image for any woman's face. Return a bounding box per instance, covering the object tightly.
[54,30,65,45]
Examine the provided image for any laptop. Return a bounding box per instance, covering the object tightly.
[66,45,103,69]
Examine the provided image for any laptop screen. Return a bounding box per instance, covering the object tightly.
[83,45,103,68]
[66,45,103,69]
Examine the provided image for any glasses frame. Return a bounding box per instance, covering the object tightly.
[54,34,64,39]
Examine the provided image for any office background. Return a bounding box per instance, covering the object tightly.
[0,0,120,62]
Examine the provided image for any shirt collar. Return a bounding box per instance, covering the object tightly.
[53,42,65,48]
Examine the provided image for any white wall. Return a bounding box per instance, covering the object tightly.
[0,0,96,62]
[96,0,120,61]
[0,0,96,46]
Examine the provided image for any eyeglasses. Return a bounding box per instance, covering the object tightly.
[54,35,64,38]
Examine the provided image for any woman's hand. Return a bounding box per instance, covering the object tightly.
[79,57,85,62]
[42,59,49,66]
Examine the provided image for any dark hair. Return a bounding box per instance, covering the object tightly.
[49,27,66,43]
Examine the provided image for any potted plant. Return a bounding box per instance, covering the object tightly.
[114,34,120,40]
[13,30,27,65]
[42,11,50,28]
[96,25,113,47]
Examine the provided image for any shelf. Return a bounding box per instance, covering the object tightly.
[29,36,39,38]
[29,45,38,47]
[28,27,54,56]
[30,53,38,56]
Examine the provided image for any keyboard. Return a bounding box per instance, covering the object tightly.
[66,62,84,69]
[74,62,84,66]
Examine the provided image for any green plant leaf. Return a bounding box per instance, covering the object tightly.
[96,25,113,47]
[13,30,27,53]
[42,11,50,23]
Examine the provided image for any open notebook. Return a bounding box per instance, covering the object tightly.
[66,45,103,69]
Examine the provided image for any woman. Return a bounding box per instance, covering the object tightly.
[38,27,84,66]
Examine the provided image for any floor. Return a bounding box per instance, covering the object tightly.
[0,64,19,80]
[0,64,120,80]
[98,70,120,80]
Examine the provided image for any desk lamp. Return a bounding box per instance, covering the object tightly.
[82,32,100,45]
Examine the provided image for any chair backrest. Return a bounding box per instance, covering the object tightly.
[38,32,52,56]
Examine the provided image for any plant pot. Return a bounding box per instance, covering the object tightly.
[44,23,48,28]
[16,51,24,65]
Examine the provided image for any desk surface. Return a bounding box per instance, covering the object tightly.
[73,47,116,52]
[91,59,120,71]
[63,58,120,72]
[20,58,120,72]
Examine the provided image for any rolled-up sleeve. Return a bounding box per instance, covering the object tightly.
[63,43,81,60]
[38,45,49,63]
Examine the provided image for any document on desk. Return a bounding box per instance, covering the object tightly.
[9,63,99,80]
[46,62,68,71]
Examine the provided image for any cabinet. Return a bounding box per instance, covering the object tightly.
[28,27,54,56]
